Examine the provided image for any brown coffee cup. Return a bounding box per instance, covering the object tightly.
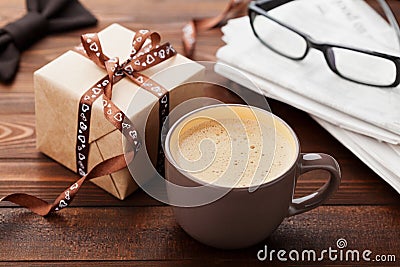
[164,104,341,249]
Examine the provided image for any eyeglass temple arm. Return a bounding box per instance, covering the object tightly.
[256,0,400,49]
[256,0,400,50]
[256,0,295,11]
[377,0,400,51]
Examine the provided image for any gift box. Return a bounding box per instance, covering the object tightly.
[33,24,214,200]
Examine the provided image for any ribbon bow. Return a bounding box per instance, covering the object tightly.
[76,30,176,177]
[1,29,176,216]
[79,29,173,99]
[0,0,97,83]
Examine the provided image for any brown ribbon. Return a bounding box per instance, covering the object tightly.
[182,0,250,58]
[75,30,174,177]
[1,29,176,216]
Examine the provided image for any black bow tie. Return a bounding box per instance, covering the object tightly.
[0,0,97,83]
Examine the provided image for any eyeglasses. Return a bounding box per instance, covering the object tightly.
[248,0,400,87]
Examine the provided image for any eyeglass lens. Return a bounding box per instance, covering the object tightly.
[251,8,398,87]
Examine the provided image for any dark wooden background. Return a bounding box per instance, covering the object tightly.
[1,0,400,266]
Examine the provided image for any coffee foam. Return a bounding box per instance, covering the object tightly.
[169,106,297,188]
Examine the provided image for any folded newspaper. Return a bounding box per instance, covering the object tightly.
[216,0,400,193]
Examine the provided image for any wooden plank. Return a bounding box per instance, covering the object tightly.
[0,158,399,206]
[1,171,399,206]
[0,260,392,267]
[0,262,258,267]
[182,205,400,264]
[0,0,228,29]
[0,182,162,208]
[0,115,40,159]
[0,262,304,267]
[0,262,395,267]
[0,206,398,264]
[0,207,184,261]
[0,93,35,114]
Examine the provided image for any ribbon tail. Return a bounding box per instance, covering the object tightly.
[182,21,197,59]
[0,153,133,217]
[181,0,250,58]
[1,194,52,217]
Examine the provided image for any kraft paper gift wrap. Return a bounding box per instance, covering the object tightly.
[34,23,207,200]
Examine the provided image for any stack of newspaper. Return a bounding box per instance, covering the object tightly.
[216,0,400,193]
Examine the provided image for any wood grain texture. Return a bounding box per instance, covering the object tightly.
[0,0,400,266]
[0,206,399,265]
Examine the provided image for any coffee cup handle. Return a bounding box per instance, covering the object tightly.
[287,153,341,217]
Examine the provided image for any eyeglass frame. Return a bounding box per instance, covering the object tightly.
[248,0,400,88]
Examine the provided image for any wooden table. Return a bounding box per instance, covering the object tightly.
[1,0,400,266]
